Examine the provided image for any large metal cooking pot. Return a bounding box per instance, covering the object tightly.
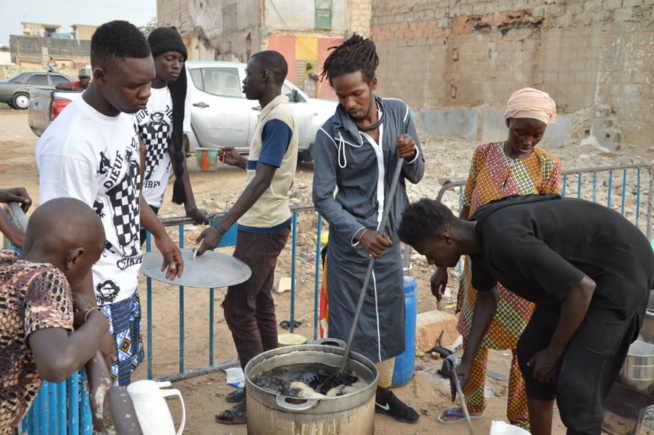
[641,309,654,343]
[620,340,654,393]
[244,344,378,435]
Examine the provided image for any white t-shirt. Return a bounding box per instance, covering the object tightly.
[135,87,173,208]
[135,84,193,208]
[36,96,142,305]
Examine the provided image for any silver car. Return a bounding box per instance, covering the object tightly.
[186,61,337,162]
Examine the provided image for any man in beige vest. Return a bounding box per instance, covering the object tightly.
[196,50,298,425]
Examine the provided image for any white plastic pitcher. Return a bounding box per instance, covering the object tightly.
[126,380,185,435]
[490,421,530,435]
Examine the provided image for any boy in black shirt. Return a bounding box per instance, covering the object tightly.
[398,194,654,435]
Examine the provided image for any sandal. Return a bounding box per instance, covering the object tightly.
[437,407,483,425]
[226,388,245,403]
[215,401,247,425]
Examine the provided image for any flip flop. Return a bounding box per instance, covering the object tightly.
[225,388,245,404]
[215,402,247,425]
[437,407,482,425]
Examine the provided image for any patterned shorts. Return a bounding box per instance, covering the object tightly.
[101,292,144,387]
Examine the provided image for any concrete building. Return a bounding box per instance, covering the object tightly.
[370,0,654,150]
[21,22,61,37]
[72,24,98,41]
[10,22,93,74]
[158,0,372,98]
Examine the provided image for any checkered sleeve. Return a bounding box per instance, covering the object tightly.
[24,267,74,339]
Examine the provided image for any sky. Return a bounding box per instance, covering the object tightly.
[0,0,157,45]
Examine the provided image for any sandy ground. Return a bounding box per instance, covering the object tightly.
[2,104,652,434]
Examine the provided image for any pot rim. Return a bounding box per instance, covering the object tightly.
[244,344,379,410]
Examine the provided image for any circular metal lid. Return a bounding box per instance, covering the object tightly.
[140,249,251,288]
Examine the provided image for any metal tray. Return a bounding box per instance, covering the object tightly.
[140,249,251,288]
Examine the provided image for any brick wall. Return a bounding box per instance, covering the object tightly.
[349,0,373,36]
[10,35,91,66]
[157,0,195,33]
[371,0,654,148]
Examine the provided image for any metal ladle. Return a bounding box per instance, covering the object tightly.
[316,156,405,394]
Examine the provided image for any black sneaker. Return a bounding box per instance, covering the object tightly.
[375,391,420,423]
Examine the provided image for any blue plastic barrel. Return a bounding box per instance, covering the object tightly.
[392,276,417,386]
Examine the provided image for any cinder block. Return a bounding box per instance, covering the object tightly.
[614,7,634,20]
[622,0,643,6]
[415,310,460,352]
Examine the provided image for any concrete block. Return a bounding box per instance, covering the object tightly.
[275,277,292,294]
[415,310,460,352]
[422,108,479,140]
[623,0,643,6]
[604,0,624,9]
[614,7,634,20]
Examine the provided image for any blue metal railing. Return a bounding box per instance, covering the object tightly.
[436,164,654,299]
[143,204,320,381]
[7,163,652,432]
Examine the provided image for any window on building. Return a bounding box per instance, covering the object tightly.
[26,74,49,86]
[315,0,332,30]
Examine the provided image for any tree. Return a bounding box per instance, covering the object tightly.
[139,18,157,37]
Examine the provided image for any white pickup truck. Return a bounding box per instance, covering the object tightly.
[28,60,338,162]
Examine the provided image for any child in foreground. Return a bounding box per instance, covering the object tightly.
[0,198,129,433]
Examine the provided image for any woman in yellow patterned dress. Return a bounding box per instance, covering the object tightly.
[436,88,562,428]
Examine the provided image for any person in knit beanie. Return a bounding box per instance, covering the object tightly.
[136,26,208,245]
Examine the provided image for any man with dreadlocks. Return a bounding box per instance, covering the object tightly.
[312,34,425,423]
[196,50,298,425]
[36,20,183,386]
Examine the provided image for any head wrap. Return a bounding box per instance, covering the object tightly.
[148,27,188,205]
[503,87,557,125]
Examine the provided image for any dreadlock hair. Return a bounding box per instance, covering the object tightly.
[251,50,288,83]
[398,199,462,247]
[91,21,151,70]
[321,34,379,85]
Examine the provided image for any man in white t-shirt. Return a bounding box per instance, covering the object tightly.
[135,27,208,243]
[36,20,184,386]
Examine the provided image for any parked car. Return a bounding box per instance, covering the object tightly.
[27,88,79,136]
[0,72,71,110]
[186,61,337,162]
[28,61,338,163]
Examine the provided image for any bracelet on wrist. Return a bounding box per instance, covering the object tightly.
[84,306,102,323]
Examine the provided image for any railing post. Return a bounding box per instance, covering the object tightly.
[178,224,185,374]
[146,232,153,380]
[290,213,298,333]
[314,214,322,340]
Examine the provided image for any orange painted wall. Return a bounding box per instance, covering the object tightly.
[266,33,297,87]
[317,37,344,99]
[266,32,343,100]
